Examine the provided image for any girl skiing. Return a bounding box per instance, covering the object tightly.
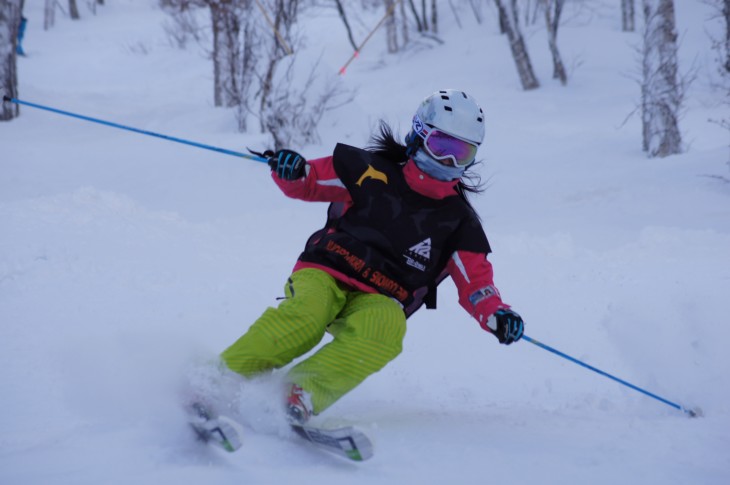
[221,89,524,424]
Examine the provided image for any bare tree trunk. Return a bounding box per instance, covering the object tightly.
[408,0,423,32]
[421,0,428,31]
[44,0,55,30]
[544,0,567,85]
[236,9,257,132]
[494,0,540,90]
[69,0,81,20]
[88,0,105,15]
[527,0,540,25]
[431,0,437,34]
[400,0,409,47]
[722,0,730,75]
[622,0,635,32]
[210,0,241,107]
[334,0,358,51]
[259,0,298,137]
[1,0,22,121]
[385,0,398,53]
[498,4,507,33]
[468,0,483,25]
[641,0,682,157]
[166,0,352,146]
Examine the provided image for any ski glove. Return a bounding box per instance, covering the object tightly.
[269,149,307,180]
[486,309,524,345]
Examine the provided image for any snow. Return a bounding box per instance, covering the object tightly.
[1,1,729,483]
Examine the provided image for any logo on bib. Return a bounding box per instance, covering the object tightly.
[403,238,431,271]
[356,165,389,186]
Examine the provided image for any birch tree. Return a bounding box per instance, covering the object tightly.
[162,0,351,145]
[257,0,298,133]
[494,0,540,90]
[385,0,414,54]
[210,0,243,108]
[721,0,730,76]
[236,12,258,131]
[334,0,357,51]
[622,0,635,32]
[89,0,106,15]
[44,0,55,30]
[543,0,567,85]
[161,0,249,117]
[709,0,729,167]
[69,0,81,20]
[430,0,438,34]
[641,0,682,157]
[385,0,398,52]
[1,0,22,121]
[407,0,423,31]
[417,0,437,34]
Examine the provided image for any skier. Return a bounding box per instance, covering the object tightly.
[221,89,524,424]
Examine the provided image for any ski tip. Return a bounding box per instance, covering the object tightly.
[346,450,366,461]
[214,416,244,451]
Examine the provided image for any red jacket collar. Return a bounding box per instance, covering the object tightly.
[403,159,459,199]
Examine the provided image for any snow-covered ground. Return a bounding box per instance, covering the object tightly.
[2,1,729,483]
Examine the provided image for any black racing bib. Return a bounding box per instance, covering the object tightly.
[299,144,490,315]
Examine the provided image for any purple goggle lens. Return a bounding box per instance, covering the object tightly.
[422,129,478,167]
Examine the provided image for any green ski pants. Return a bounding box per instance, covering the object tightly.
[221,268,407,414]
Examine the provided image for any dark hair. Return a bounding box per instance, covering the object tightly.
[366,121,485,204]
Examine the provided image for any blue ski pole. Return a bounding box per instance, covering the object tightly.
[2,96,268,163]
[522,335,701,417]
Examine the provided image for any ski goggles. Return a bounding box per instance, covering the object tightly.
[413,117,479,167]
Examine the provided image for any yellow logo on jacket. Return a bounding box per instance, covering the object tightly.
[356,165,389,186]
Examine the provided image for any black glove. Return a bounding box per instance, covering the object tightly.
[268,149,307,180]
[486,309,524,345]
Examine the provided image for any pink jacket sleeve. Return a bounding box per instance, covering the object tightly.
[271,155,351,203]
[447,250,510,333]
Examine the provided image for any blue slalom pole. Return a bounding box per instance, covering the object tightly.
[522,335,701,417]
[2,96,267,163]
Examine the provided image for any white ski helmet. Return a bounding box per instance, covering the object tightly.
[405,90,485,179]
[409,89,485,147]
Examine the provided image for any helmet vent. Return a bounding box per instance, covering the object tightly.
[416,89,485,145]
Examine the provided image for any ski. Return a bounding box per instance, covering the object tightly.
[291,423,373,462]
[187,402,242,453]
[184,401,371,461]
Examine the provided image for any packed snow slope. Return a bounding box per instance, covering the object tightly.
[2,1,729,484]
